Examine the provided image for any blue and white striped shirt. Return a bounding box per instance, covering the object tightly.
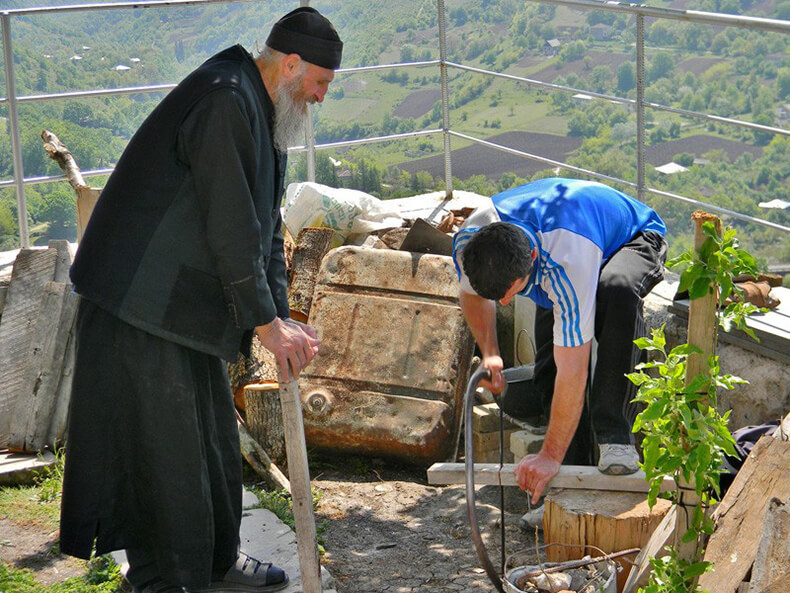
[453,178,666,347]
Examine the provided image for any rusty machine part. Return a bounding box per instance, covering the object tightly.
[300,246,476,464]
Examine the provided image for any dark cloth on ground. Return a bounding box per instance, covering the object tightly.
[60,299,242,589]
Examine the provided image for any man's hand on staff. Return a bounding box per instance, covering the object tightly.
[255,317,320,380]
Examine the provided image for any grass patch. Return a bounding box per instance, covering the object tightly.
[0,453,124,592]
[247,487,328,553]
[0,556,123,593]
[0,453,64,531]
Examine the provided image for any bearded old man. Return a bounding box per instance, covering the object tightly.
[59,8,342,593]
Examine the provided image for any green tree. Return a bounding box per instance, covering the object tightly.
[648,52,674,83]
[617,62,635,93]
[37,187,77,240]
[777,68,790,101]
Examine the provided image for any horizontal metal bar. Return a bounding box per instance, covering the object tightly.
[449,130,790,233]
[336,59,440,75]
[1,0,246,17]
[525,0,790,33]
[0,168,113,190]
[0,84,176,105]
[447,62,790,138]
[0,129,445,187]
[288,128,443,152]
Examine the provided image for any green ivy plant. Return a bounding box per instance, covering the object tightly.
[629,219,765,593]
[669,220,763,338]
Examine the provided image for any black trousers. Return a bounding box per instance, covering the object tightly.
[502,231,667,465]
[60,299,242,589]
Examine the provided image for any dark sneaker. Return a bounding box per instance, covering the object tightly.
[597,444,640,475]
[189,553,289,593]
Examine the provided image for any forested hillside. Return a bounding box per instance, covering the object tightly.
[1,0,788,267]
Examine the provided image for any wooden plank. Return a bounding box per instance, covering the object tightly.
[749,498,790,593]
[0,449,57,486]
[426,462,674,493]
[622,505,678,593]
[698,438,790,593]
[46,311,77,448]
[0,249,58,446]
[9,282,79,452]
[278,374,322,593]
[47,239,75,284]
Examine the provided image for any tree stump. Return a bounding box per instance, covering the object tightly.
[288,227,336,323]
[544,489,672,593]
[244,382,287,469]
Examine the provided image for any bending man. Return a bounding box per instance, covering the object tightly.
[453,177,666,503]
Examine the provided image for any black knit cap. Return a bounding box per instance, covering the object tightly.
[266,7,343,70]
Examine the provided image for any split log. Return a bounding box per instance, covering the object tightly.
[244,382,287,469]
[228,337,278,411]
[622,506,678,593]
[9,282,79,452]
[749,497,790,593]
[698,437,790,593]
[0,249,58,447]
[288,227,335,323]
[544,489,672,593]
[237,417,289,492]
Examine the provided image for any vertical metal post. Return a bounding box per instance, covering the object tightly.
[437,0,453,198]
[635,14,646,202]
[300,0,316,182]
[2,13,30,248]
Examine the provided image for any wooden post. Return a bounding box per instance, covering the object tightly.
[278,371,322,593]
[288,227,335,323]
[685,210,721,395]
[244,382,286,468]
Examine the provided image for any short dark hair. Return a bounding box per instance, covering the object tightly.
[462,222,533,301]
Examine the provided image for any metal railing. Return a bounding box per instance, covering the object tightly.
[2,0,790,248]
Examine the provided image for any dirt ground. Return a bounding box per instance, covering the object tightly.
[1,458,541,592]
[312,457,541,593]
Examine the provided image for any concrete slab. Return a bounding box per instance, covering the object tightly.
[112,489,336,592]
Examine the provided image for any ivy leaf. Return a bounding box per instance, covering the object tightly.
[689,276,712,300]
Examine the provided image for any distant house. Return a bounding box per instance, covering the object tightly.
[655,162,688,175]
[776,104,790,123]
[758,199,790,210]
[544,39,561,56]
[112,64,131,71]
[337,169,353,188]
[590,24,613,41]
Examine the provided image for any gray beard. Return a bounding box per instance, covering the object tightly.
[273,77,308,153]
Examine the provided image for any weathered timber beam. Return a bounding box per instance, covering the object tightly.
[427,462,674,493]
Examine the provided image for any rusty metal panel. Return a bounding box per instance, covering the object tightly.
[300,246,475,464]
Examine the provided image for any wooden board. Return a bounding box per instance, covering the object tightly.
[0,449,57,486]
[698,437,790,593]
[427,462,674,493]
[622,505,678,593]
[0,249,57,446]
[9,282,79,452]
[749,498,790,593]
[669,286,790,364]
